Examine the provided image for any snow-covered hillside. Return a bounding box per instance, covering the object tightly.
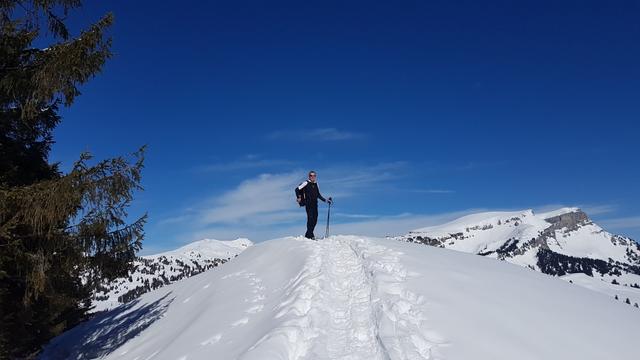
[43,236,638,360]
[398,208,640,308]
[91,238,252,312]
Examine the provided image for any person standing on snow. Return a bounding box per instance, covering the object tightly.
[295,171,332,239]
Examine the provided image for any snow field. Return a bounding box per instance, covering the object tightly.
[41,235,639,360]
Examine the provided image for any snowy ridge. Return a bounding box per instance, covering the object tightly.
[409,210,548,255]
[242,236,438,359]
[90,238,252,312]
[412,209,537,234]
[398,208,640,309]
[42,236,638,360]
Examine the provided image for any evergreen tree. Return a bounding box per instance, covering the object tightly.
[0,1,146,357]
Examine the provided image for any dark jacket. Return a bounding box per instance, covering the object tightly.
[295,181,326,207]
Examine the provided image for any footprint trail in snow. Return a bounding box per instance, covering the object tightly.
[241,236,441,360]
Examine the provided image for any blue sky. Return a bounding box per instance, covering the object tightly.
[51,1,640,254]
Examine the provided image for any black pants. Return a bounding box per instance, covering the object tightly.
[305,204,318,239]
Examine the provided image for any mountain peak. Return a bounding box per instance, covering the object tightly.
[398,207,640,309]
[146,238,253,259]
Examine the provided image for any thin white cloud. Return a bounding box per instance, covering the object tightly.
[334,212,380,219]
[409,189,456,194]
[194,155,296,173]
[200,172,302,224]
[532,204,572,214]
[599,216,640,230]
[156,214,191,226]
[579,204,618,216]
[184,209,484,242]
[452,161,509,171]
[532,203,618,217]
[157,163,409,243]
[320,161,407,198]
[266,128,366,141]
[198,164,404,225]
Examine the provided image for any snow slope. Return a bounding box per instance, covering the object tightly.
[91,238,252,312]
[42,236,638,360]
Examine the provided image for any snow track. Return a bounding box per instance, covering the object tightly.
[241,236,439,360]
[307,237,387,359]
[352,238,443,360]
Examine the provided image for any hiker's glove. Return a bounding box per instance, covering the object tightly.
[327,197,333,205]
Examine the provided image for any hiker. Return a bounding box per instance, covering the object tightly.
[295,171,332,239]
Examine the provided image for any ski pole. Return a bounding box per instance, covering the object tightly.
[324,200,332,239]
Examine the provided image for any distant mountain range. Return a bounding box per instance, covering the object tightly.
[91,208,640,313]
[394,208,640,308]
[90,238,252,312]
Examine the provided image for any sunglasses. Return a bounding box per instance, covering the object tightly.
[309,174,317,177]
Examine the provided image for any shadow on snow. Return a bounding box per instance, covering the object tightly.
[39,292,174,359]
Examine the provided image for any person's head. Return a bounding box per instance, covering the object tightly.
[308,170,317,182]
